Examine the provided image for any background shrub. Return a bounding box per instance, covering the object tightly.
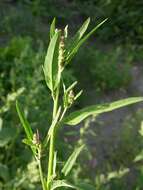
[74,45,132,92]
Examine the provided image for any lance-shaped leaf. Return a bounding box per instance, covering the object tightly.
[16,101,33,140]
[51,180,76,190]
[62,145,84,176]
[16,102,37,155]
[66,18,107,64]
[64,97,143,125]
[67,18,90,54]
[43,31,60,92]
[50,18,56,39]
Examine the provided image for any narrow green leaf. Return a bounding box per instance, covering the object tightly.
[64,97,143,125]
[66,18,108,64]
[62,145,84,176]
[43,31,60,91]
[76,17,90,39]
[67,18,90,54]
[51,180,76,190]
[50,18,56,39]
[16,101,33,140]
[66,81,78,93]
[74,90,83,101]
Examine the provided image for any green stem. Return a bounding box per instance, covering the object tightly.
[37,150,46,190]
[53,93,59,119]
[59,107,67,122]
[47,84,60,190]
[47,131,54,189]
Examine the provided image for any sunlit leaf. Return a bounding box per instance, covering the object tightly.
[43,31,60,92]
[62,145,84,176]
[16,101,33,140]
[66,18,108,64]
[64,97,143,125]
[51,180,76,190]
[74,90,83,101]
[50,18,56,39]
[134,150,143,162]
[66,81,78,93]
[67,18,90,55]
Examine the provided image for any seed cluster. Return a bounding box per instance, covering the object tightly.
[58,34,65,70]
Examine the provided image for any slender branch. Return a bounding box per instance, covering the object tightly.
[37,150,46,190]
[47,131,54,189]
[53,90,59,119]
[59,107,67,122]
[47,84,60,190]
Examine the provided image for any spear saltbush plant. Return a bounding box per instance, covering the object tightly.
[16,18,143,190]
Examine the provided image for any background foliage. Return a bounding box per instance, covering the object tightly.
[0,0,143,189]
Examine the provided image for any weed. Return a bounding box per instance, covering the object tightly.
[16,18,143,190]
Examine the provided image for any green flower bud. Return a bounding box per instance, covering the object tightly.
[67,90,75,106]
[32,130,40,146]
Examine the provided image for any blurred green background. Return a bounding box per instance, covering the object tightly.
[1,0,143,189]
